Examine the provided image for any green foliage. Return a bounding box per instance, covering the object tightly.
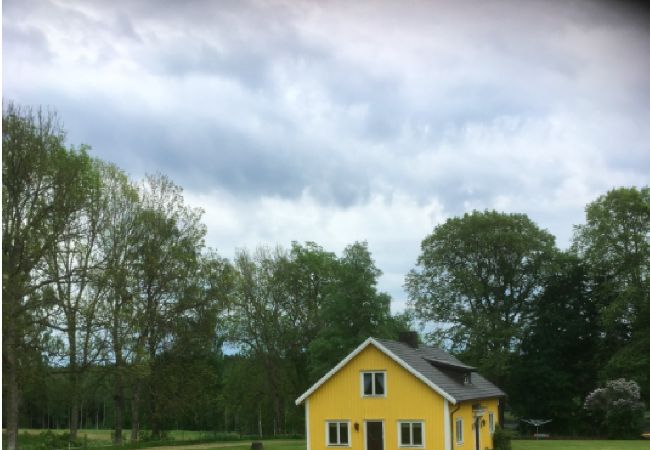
[492,425,512,450]
[573,187,650,399]
[309,241,402,380]
[584,378,645,439]
[406,210,558,384]
[509,253,599,434]
[3,103,97,449]
[34,431,82,450]
[6,101,648,442]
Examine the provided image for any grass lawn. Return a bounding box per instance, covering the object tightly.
[512,440,650,450]
[199,441,305,450]
[3,430,246,450]
[6,432,649,450]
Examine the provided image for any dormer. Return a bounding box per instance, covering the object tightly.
[423,357,476,385]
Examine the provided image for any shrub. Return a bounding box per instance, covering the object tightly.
[35,431,81,450]
[584,378,645,439]
[492,425,511,450]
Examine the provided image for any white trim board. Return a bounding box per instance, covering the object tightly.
[295,337,457,405]
[444,400,451,450]
[305,399,310,450]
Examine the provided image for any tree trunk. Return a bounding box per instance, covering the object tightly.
[131,384,141,443]
[113,342,125,444]
[6,358,20,450]
[69,363,79,440]
[4,319,20,450]
[113,385,124,445]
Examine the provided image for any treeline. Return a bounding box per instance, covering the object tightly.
[407,189,649,435]
[3,103,648,448]
[2,104,407,450]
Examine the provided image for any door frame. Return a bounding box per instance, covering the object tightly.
[364,420,385,450]
[474,416,480,450]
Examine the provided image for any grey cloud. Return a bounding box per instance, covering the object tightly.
[4,0,650,214]
[3,23,52,63]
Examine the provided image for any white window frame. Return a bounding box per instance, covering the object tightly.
[360,371,387,397]
[397,421,425,448]
[326,421,351,447]
[455,418,463,445]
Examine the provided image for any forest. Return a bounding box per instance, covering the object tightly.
[3,104,649,450]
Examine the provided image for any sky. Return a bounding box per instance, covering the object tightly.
[4,0,650,312]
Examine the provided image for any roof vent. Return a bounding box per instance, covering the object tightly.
[398,331,419,348]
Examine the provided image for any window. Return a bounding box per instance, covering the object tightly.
[455,419,463,444]
[361,371,386,396]
[489,412,495,434]
[398,421,424,447]
[327,421,350,446]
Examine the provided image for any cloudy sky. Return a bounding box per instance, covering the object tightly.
[4,0,650,311]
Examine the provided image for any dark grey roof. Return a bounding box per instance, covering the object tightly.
[376,338,506,402]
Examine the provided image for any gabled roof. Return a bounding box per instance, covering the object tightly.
[376,339,505,402]
[295,337,505,405]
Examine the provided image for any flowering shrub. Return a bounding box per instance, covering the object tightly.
[584,378,645,438]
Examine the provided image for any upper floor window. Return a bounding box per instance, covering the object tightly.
[361,371,386,396]
[327,421,350,447]
[398,421,424,447]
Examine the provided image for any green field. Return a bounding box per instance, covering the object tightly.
[3,430,246,450]
[512,440,650,450]
[5,432,650,450]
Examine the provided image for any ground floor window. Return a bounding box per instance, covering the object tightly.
[455,418,463,444]
[327,421,350,446]
[398,421,424,447]
[489,412,495,433]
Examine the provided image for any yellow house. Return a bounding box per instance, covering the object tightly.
[296,334,505,450]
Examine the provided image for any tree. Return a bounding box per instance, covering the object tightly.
[309,241,403,380]
[405,210,558,385]
[584,378,645,438]
[227,246,297,436]
[44,158,106,440]
[147,249,232,433]
[3,104,93,450]
[573,187,650,398]
[94,164,139,444]
[128,174,206,440]
[509,253,599,434]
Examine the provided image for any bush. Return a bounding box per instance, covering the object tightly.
[584,378,645,439]
[492,425,511,450]
[35,431,81,450]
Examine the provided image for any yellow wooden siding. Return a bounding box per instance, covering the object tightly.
[308,345,447,450]
[452,398,500,450]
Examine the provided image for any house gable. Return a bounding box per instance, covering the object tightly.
[296,337,456,405]
[306,343,448,450]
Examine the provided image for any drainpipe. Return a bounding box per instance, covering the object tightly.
[450,404,461,450]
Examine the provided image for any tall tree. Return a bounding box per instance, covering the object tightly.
[573,186,650,398]
[45,158,106,441]
[94,164,140,444]
[3,104,92,450]
[280,242,338,391]
[509,253,599,433]
[128,174,206,440]
[309,241,402,380]
[227,246,295,435]
[147,249,233,433]
[405,210,557,385]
